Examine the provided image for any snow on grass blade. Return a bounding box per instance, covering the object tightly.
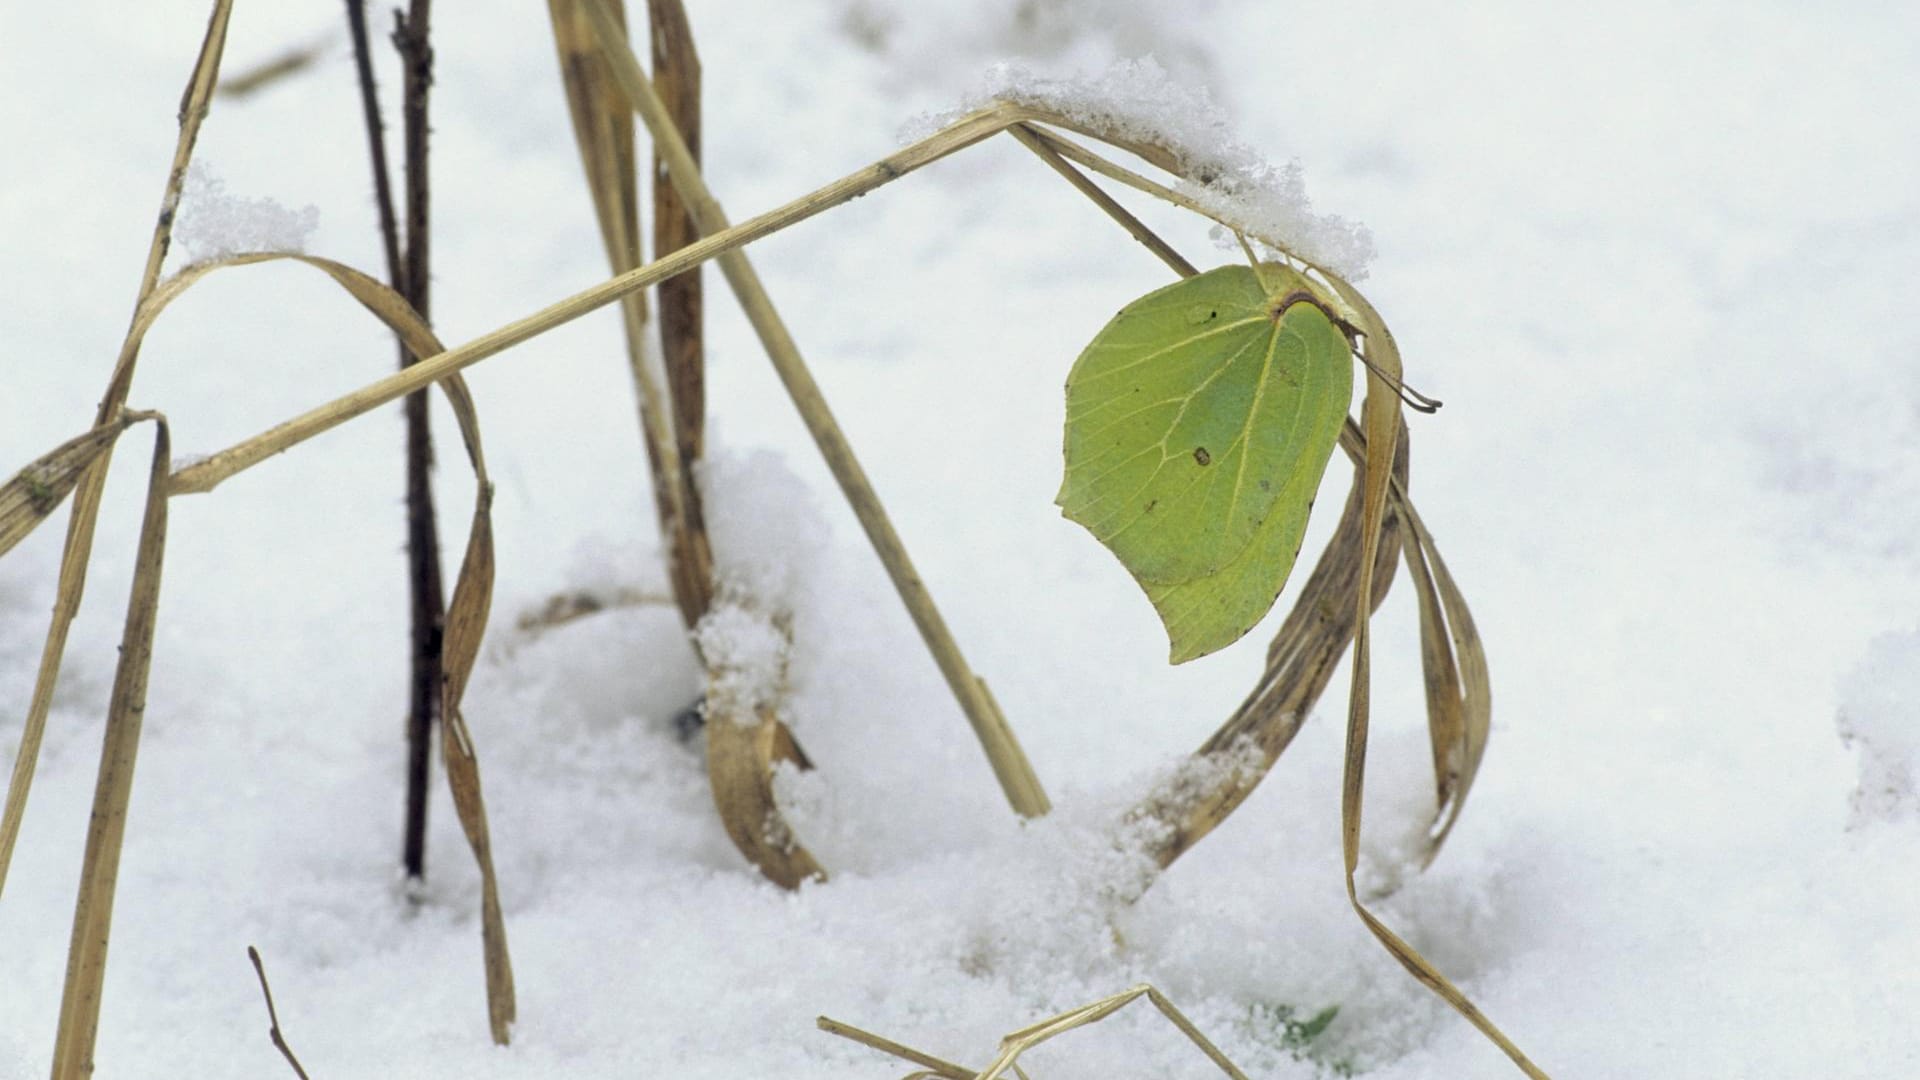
[917,58,1375,279]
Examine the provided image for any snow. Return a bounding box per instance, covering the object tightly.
[171,160,320,265]
[4,1,1920,1077]
[916,57,1375,277]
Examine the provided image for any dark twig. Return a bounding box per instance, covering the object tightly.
[394,0,444,884]
[343,2,402,287]
[347,0,445,881]
[247,947,313,1080]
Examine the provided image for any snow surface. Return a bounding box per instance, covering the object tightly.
[4,1,1920,1077]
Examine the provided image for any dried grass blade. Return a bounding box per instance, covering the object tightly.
[48,416,170,1080]
[0,419,137,560]
[974,985,1247,1080]
[547,0,642,275]
[1321,274,1547,1077]
[438,479,516,1044]
[704,700,826,890]
[1404,511,1491,859]
[101,249,517,1041]
[546,0,714,625]
[1401,520,1464,842]
[293,255,517,1042]
[702,606,824,888]
[0,0,233,899]
[649,0,709,585]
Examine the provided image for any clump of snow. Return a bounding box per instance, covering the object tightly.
[1837,629,1920,826]
[169,161,319,266]
[698,446,831,616]
[692,446,837,721]
[693,600,790,719]
[910,57,1374,278]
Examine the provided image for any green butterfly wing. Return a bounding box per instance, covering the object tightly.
[1058,264,1353,663]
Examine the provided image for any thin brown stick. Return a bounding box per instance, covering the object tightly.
[393,0,449,887]
[579,0,1052,818]
[247,946,314,1080]
[394,0,433,321]
[347,0,447,887]
[343,1,403,289]
[0,0,233,899]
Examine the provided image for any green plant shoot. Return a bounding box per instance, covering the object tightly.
[1058,263,1353,663]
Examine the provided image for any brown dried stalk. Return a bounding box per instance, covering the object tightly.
[546,0,714,626]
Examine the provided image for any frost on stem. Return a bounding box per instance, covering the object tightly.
[912,57,1375,279]
[171,161,320,266]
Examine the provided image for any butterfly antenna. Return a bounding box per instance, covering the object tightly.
[1355,350,1443,413]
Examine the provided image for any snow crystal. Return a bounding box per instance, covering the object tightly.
[169,161,319,265]
[911,57,1374,278]
[1837,629,1920,826]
